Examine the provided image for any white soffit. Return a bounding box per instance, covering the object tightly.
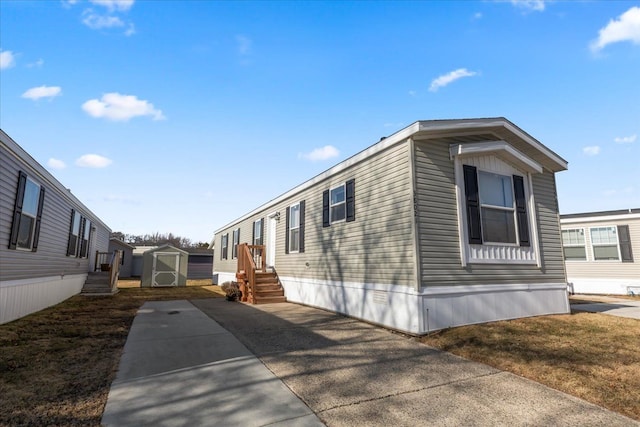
[449,141,543,174]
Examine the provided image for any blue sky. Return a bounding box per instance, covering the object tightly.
[1,0,639,243]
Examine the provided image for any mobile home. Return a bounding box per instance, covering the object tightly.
[0,129,111,324]
[212,118,570,334]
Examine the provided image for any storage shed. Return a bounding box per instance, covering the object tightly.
[140,245,188,287]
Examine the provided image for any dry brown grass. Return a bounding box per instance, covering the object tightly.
[0,282,224,426]
[420,312,640,421]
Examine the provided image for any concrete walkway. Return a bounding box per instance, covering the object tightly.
[570,295,640,320]
[101,300,323,427]
[104,299,639,426]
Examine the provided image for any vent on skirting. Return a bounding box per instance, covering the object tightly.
[372,290,388,305]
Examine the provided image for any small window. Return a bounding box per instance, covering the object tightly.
[67,211,82,256]
[221,234,228,260]
[590,226,620,261]
[562,228,586,261]
[330,184,346,223]
[253,219,263,246]
[478,171,516,244]
[232,228,240,259]
[289,203,300,253]
[9,173,45,252]
[80,219,91,258]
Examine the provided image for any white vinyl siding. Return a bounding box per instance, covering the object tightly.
[415,137,565,286]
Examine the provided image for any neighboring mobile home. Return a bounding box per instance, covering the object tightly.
[560,208,639,295]
[0,129,111,324]
[212,118,570,334]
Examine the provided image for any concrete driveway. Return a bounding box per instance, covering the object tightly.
[570,295,640,320]
[192,299,638,426]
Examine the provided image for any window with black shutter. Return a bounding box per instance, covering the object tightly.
[9,171,45,252]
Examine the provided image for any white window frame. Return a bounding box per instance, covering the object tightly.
[589,226,621,262]
[450,142,542,267]
[232,228,240,259]
[67,211,82,257]
[289,202,300,253]
[329,184,346,224]
[561,228,587,261]
[253,219,262,246]
[16,177,41,251]
[221,234,228,260]
[478,170,518,246]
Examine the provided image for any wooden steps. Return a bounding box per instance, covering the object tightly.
[252,271,286,304]
[81,272,118,296]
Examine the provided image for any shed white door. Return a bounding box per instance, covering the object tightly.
[266,214,277,268]
[152,252,179,287]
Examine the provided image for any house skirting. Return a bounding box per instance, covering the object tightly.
[567,278,640,296]
[281,277,570,335]
[213,271,236,285]
[0,274,87,324]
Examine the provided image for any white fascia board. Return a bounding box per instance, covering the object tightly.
[420,118,568,172]
[1,129,111,232]
[561,213,640,224]
[449,141,543,174]
[214,122,421,234]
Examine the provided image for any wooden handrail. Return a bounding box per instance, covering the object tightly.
[237,244,266,303]
[109,250,121,293]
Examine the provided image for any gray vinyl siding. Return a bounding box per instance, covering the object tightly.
[414,138,566,286]
[0,140,111,282]
[214,141,417,287]
[563,216,640,280]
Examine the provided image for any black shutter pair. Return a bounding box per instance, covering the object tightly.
[9,171,45,252]
[66,209,77,256]
[463,165,530,247]
[285,202,305,254]
[323,179,355,227]
[618,225,634,262]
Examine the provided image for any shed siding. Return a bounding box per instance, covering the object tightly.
[214,142,416,287]
[563,216,640,281]
[414,138,566,286]
[0,143,110,282]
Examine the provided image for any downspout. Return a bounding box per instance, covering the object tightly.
[408,138,422,293]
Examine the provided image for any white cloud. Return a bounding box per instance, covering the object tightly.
[510,0,546,12]
[90,0,134,12]
[583,146,601,156]
[408,90,417,97]
[82,9,124,29]
[124,23,136,36]
[21,85,62,100]
[0,50,16,70]
[614,134,637,144]
[472,12,483,20]
[299,145,340,162]
[61,0,79,8]
[429,68,478,92]
[603,186,634,197]
[27,59,44,68]
[236,35,252,55]
[82,92,166,121]
[104,194,139,204]
[76,154,113,168]
[590,7,640,52]
[47,158,67,169]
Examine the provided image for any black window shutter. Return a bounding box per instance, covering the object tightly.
[346,179,355,222]
[285,207,290,254]
[299,200,305,253]
[252,221,256,245]
[463,165,483,244]
[322,189,330,227]
[31,187,45,252]
[224,233,229,259]
[9,171,27,250]
[618,225,634,262]
[260,218,264,245]
[512,175,530,247]
[66,209,76,256]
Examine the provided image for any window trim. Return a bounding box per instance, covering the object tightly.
[9,172,45,252]
[253,218,263,246]
[221,233,228,260]
[232,228,240,259]
[561,227,588,262]
[323,179,355,227]
[288,202,301,254]
[453,153,540,267]
[589,225,621,262]
[67,210,82,257]
[329,184,346,224]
